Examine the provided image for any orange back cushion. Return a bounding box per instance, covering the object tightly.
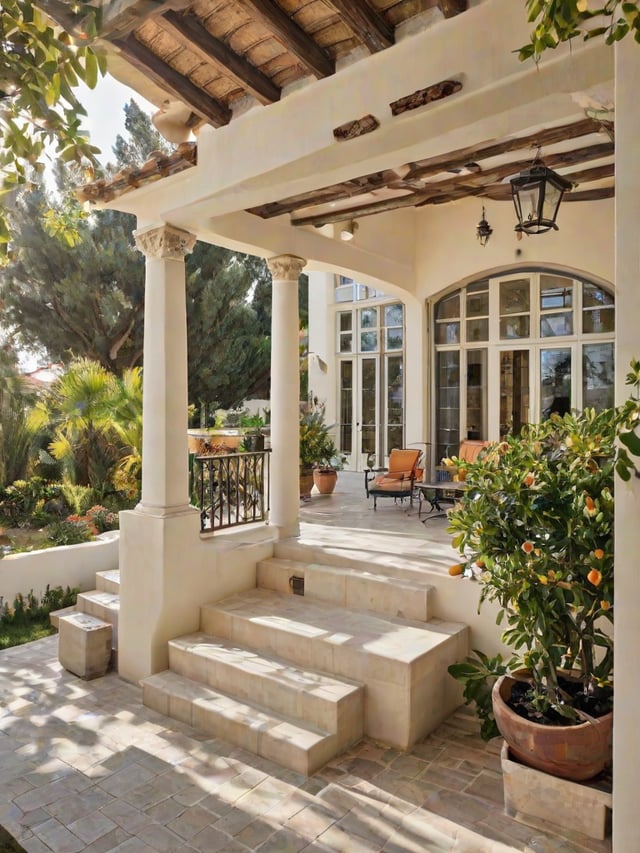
[387,448,421,478]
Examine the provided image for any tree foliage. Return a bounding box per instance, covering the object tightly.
[0,178,145,373]
[520,0,640,60]
[0,1,106,259]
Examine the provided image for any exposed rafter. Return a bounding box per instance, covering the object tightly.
[161,10,281,105]
[437,0,468,17]
[113,35,232,126]
[242,0,335,79]
[327,0,394,53]
[404,117,610,181]
[289,142,614,226]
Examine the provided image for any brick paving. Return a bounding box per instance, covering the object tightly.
[0,636,611,852]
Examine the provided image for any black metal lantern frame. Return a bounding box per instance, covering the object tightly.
[476,206,493,246]
[510,160,573,235]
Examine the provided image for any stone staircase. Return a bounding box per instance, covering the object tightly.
[51,569,120,670]
[142,548,469,775]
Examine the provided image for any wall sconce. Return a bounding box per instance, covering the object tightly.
[510,154,573,235]
[476,206,493,246]
[340,221,358,241]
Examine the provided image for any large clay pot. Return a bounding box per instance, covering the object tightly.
[492,675,613,782]
[313,468,337,495]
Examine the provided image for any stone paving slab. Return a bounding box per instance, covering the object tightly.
[0,636,611,853]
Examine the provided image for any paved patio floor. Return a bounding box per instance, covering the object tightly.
[0,474,612,852]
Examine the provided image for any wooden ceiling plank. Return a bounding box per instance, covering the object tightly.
[405,117,608,181]
[326,0,394,53]
[561,163,615,184]
[113,35,232,126]
[242,0,335,79]
[437,0,468,17]
[161,10,281,105]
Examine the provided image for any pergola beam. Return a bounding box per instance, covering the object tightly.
[113,35,232,126]
[161,10,281,105]
[242,0,335,79]
[327,0,394,52]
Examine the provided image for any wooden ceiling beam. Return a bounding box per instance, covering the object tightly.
[289,142,614,226]
[161,10,281,105]
[113,35,232,126]
[404,117,609,182]
[482,185,614,203]
[327,0,394,53]
[248,171,398,219]
[242,0,335,79]
[437,0,468,17]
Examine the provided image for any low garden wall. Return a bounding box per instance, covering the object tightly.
[0,531,119,607]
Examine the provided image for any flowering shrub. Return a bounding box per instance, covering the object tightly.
[85,505,119,533]
[45,517,95,546]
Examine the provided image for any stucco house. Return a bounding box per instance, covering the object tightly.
[52,0,640,847]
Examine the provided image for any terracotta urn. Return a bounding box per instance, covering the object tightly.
[313,468,338,495]
[492,674,613,782]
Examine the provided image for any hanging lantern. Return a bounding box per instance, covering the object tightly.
[510,158,573,235]
[476,206,493,246]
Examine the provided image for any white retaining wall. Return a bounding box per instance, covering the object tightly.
[0,531,119,606]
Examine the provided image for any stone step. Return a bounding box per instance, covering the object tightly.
[49,604,76,630]
[200,588,468,750]
[95,570,120,594]
[76,590,119,646]
[143,670,342,775]
[274,538,440,585]
[168,633,363,748]
[257,556,433,622]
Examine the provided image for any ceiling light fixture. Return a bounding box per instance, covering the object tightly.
[340,221,358,241]
[476,206,493,246]
[510,152,573,235]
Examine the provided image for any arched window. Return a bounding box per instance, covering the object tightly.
[432,271,614,464]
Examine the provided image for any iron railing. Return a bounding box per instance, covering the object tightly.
[193,450,270,533]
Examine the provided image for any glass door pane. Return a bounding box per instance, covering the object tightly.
[583,343,614,410]
[541,348,571,419]
[500,350,530,437]
[360,357,378,467]
[385,355,404,454]
[466,349,487,440]
[436,351,460,465]
[339,360,353,456]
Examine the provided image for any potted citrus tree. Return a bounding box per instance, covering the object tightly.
[447,360,640,782]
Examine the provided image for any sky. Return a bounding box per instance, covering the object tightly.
[77,73,156,165]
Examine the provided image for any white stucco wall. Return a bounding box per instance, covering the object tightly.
[0,532,119,606]
[415,196,614,299]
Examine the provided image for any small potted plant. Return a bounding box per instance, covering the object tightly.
[446,360,640,782]
[299,400,341,497]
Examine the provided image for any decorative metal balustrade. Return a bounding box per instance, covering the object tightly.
[193,450,270,533]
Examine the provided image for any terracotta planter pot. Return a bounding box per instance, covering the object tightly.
[492,674,613,782]
[313,468,338,495]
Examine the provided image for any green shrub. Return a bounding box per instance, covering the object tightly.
[45,518,95,546]
[60,483,97,515]
[0,477,60,527]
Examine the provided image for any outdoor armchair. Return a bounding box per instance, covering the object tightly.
[365,448,422,510]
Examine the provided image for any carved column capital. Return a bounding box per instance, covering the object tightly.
[134,225,196,260]
[267,254,307,282]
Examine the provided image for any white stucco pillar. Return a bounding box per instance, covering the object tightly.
[613,38,640,852]
[134,224,196,512]
[267,254,306,538]
[118,224,201,685]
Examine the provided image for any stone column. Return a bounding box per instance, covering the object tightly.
[134,224,196,514]
[267,255,307,538]
[613,37,640,852]
[118,224,200,684]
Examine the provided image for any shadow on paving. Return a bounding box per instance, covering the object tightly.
[0,628,611,853]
